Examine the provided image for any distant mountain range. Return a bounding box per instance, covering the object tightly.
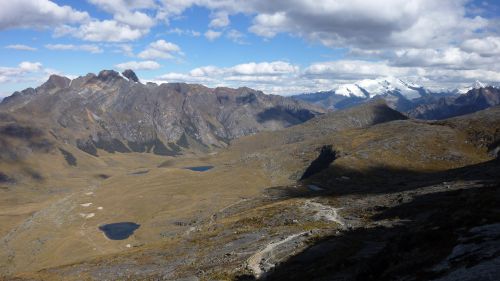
[451,80,500,94]
[0,69,323,157]
[292,78,500,119]
[408,86,500,119]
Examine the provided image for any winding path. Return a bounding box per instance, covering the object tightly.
[247,199,345,278]
[247,232,307,278]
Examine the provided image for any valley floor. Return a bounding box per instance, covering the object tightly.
[1,104,499,280]
[0,151,275,278]
[1,153,499,281]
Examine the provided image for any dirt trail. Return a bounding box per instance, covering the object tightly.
[246,232,308,278]
[246,199,345,278]
[303,200,346,228]
[210,198,250,222]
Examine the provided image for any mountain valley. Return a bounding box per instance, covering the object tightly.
[0,71,499,280]
[2,1,500,280]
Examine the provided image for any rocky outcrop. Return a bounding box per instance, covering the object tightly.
[122,69,139,82]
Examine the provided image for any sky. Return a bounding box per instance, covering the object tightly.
[0,0,499,97]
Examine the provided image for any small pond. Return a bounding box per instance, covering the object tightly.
[184,166,214,172]
[99,222,140,240]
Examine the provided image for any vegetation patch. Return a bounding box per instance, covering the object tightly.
[236,93,257,105]
[152,138,180,156]
[25,168,43,181]
[0,171,14,184]
[0,124,42,139]
[168,142,182,153]
[93,137,130,153]
[59,148,77,166]
[128,139,154,153]
[176,133,190,148]
[76,138,98,156]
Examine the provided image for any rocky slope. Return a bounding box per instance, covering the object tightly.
[0,69,323,157]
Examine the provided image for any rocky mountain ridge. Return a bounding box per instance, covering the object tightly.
[454,80,500,94]
[0,69,324,157]
[408,86,500,119]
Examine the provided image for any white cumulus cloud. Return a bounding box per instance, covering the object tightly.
[0,0,89,30]
[226,29,246,44]
[45,44,103,54]
[88,0,156,29]
[0,61,58,93]
[76,20,148,42]
[18,61,42,72]
[5,44,37,51]
[209,12,230,28]
[204,29,222,41]
[138,39,182,60]
[156,61,302,94]
[461,36,500,57]
[115,60,161,70]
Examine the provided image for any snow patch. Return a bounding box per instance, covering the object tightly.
[79,213,95,219]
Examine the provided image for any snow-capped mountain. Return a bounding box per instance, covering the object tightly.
[292,77,432,112]
[332,77,427,100]
[292,77,500,115]
[454,80,498,95]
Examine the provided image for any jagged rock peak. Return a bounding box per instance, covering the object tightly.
[122,69,139,83]
[97,70,122,82]
[42,74,71,89]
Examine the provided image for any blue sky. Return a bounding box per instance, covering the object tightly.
[0,0,499,97]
